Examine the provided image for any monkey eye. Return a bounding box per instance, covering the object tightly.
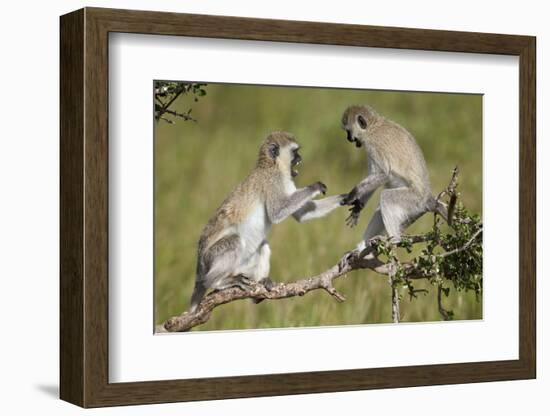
[357,115,367,129]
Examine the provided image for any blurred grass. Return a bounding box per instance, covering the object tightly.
[154,83,482,330]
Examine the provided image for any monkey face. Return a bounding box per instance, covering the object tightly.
[342,105,375,148]
[258,132,301,175]
[271,141,302,178]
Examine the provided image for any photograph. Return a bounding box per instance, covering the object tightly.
[154,81,483,332]
[53,4,538,410]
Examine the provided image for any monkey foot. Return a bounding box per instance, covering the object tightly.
[259,277,276,291]
[233,275,258,291]
[338,250,357,271]
[388,236,401,245]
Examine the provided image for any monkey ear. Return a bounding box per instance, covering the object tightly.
[268,143,280,160]
[357,115,367,129]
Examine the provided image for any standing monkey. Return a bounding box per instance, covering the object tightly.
[189,131,344,312]
[340,105,451,250]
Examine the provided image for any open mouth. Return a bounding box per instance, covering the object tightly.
[291,159,301,177]
[346,132,362,148]
[347,136,362,148]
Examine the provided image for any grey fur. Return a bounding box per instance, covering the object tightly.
[293,194,344,222]
[188,132,342,312]
[341,105,449,247]
[267,184,324,224]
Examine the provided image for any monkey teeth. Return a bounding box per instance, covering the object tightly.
[291,160,301,177]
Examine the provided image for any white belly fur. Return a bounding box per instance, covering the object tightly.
[283,176,297,195]
[238,203,269,250]
[235,202,271,280]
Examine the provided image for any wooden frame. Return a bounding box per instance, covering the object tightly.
[60,7,536,408]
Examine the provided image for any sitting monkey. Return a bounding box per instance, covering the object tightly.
[189,131,344,311]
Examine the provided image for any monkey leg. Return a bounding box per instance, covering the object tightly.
[380,187,427,239]
[210,240,273,302]
[357,207,386,252]
[249,241,275,304]
[200,235,242,290]
[253,241,271,282]
[190,234,241,312]
[364,207,386,240]
[233,241,269,281]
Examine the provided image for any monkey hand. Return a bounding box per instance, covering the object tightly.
[309,181,327,195]
[340,186,360,206]
[338,193,349,205]
[344,200,364,228]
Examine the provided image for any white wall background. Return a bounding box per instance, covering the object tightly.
[0,1,546,414]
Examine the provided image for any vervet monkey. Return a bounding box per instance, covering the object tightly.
[340,105,451,251]
[189,131,344,311]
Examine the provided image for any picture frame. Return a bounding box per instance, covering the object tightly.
[60,7,536,408]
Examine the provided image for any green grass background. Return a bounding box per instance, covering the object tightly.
[155,83,482,331]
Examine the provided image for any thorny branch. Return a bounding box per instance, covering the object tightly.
[159,170,482,333]
[154,82,207,124]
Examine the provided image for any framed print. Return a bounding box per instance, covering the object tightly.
[60,7,536,408]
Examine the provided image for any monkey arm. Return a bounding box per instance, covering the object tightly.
[267,185,324,224]
[341,173,387,228]
[292,194,344,223]
[354,172,388,200]
[342,172,388,206]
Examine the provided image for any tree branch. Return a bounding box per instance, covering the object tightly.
[160,231,480,332]
[159,170,481,332]
[162,108,196,122]
[154,82,207,124]
[390,278,401,324]
[437,284,452,321]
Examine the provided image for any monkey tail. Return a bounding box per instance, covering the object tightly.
[189,280,207,313]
